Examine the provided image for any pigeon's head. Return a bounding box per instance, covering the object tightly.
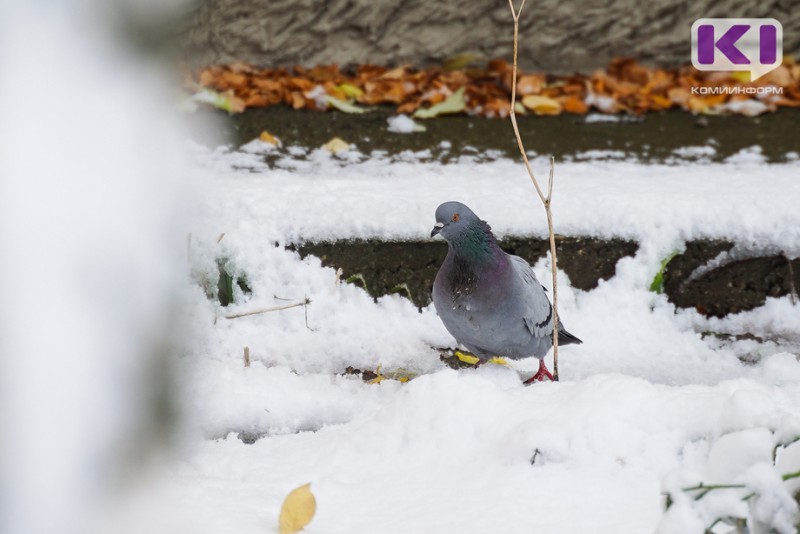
[431,201,480,241]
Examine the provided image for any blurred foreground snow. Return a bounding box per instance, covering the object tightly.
[0,2,189,534]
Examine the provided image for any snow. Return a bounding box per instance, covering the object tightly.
[672,145,717,159]
[170,143,800,533]
[718,99,771,117]
[189,144,800,256]
[387,114,425,133]
[584,112,623,123]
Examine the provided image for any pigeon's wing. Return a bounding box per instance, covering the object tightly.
[510,255,553,339]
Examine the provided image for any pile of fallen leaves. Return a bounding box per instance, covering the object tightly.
[188,57,800,118]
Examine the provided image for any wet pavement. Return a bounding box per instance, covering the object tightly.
[191,106,800,163]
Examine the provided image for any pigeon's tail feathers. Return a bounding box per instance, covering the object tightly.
[558,328,583,346]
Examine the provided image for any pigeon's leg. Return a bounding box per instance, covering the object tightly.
[523,359,554,384]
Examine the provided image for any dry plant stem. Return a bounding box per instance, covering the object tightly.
[243,346,251,367]
[224,300,309,320]
[508,0,560,380]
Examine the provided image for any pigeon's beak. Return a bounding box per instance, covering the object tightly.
[430,222,444,238]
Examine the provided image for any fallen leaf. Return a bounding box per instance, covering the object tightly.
[487,59,511,73]
[561,95,589,114]
[190,89,245,113]
[382,367,419,381]
[307,64,339,82]
[218,70,248,90]
[396,100,419,114]
[322,137,350,154]
[337,83,364,98]
[325,96,370,114]
[729,71,751,84]
[686,96,711,113]
[290,92,306,109]
[323,81,346,101]
[191,58,800,117]
[455,351,480,365]
[667,87,690,105]
[379,66,407,80]
[521,95,562,115]
[483,98,511,118]
[258,131,281,146]
[516,75,544,95]
[759,65,792,86]
[442,53,480,71]
[648,94,673,110]
[278,483,316,534]
[608,57,650,85]
[413,87,466,118]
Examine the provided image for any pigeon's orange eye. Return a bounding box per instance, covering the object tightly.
[452,213,460,222]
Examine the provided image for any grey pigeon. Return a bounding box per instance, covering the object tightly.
[430,201,581,383]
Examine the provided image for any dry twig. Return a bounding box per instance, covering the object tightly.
[507,0,561,380]
[224,297,311,320]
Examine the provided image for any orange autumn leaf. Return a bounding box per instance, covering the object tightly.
[686,96,710,113]
[667,87,690,105]
[187,58,800,117]
[561,95,589,114]
[290,92,306,109]
[648,94,673,110]
[516,75,543,95]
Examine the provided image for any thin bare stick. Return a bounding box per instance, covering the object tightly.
[507,0,561,380]
[545,159,559,380]
[243,346,251,367]
[223,298,311,320]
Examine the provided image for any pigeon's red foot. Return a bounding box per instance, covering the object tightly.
[523,359,554,385]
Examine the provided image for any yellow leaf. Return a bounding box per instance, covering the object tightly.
[322,137,350,154]
[455,350,480,365]
[413,87,466,119]
[442,53,481,71]
[379,66,406,79]
[729,70,751,83]
[337,83,364,98]
[367,364,384,384]
[521,95,562,115]
[325,95,370,114]
[278,483,316,534]
[382,367,418,382]
[258,131,281,146]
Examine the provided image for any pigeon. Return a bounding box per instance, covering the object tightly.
[430,201,581,383]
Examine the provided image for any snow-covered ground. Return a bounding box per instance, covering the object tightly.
[175,143,800,533]
[5,4,798,534]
